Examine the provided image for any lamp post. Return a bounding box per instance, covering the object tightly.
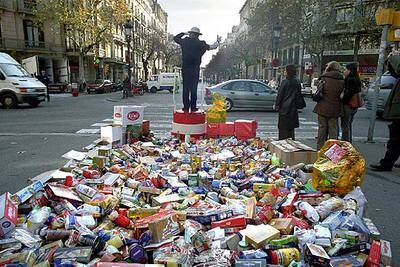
[272,23,282,79]
[124,21,133,85]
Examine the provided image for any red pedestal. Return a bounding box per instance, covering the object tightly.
[235,120,258,140]
[172,110,206,140]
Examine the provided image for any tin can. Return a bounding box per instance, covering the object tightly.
[268,248,300,265]
[129,243,146,263]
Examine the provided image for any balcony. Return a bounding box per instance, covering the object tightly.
[0,38,64,53]
[0,0,8,9]
[17,0,36,13]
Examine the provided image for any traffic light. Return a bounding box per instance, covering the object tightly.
[94,58,100,69]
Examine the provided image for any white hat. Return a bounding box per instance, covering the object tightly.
[188,27,202,35]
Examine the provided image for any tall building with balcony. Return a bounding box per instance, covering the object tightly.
[0,0,68,84]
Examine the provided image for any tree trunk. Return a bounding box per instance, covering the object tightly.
[353,35,361,62]
[79,53,85,84]
[245,65,249,79]
[143,60,149,81]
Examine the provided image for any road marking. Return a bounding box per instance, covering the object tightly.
[91,122,112,127]
[0,132,95,137]
[76,129,100,134]
[102,118,114,122]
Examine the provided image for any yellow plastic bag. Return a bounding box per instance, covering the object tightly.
[312,140,366,196]
[206,93,227,123]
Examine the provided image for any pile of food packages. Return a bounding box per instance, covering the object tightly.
[0,120,392,267]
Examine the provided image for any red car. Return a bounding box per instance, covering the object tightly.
[87,79,113,94]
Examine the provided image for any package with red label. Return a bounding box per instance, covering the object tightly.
[211,215,246,229]
[366,240,381,267]
[206,123,220,138]
[0,193,18,237]
[114,105,145,126]
[324,143,348,164]
[142,120,150,136]
[234,120,258,140]
[380,240,392,266]
[219,122,235,136]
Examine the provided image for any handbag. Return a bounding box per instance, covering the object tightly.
[296,93,306,109]
[312,79,324,102]
[349,92,364,108]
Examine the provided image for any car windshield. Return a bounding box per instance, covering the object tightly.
[95,79,104,84]
[0,63,31,78]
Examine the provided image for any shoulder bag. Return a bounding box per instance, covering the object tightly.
[349,92,364,108]
[312,79,324,102]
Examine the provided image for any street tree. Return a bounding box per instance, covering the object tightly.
[34,0,129,83]
[163,39,181,72]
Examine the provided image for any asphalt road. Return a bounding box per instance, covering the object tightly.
[0,90,398,262]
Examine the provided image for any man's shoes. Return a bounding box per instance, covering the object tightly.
[370,162,393,172]
[191,107,199,112]
[394,164,400,168]
[181,108,189,113]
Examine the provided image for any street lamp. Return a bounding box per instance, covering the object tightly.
[124,21,133,84]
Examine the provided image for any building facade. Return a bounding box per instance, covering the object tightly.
[0,0,168,85]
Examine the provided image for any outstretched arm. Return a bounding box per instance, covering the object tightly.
[208,35,222,50]
[174,32,185,45]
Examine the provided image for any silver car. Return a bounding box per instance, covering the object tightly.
[204,79,277,111]
[365,73,398,117]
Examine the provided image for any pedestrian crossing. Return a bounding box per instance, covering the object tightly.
[75,105,319,140]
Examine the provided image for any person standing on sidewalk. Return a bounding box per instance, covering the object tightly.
[38,70,50,102]
[174,27,221,112]
[276,64,304,140]
[314,61,345,150]
[370,55,400,172]
[341,63,362,143]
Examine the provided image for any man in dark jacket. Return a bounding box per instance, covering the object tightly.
[174,27,221,112]
[370,55,400,171]
[37,70,50,102]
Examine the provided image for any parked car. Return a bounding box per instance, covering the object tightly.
[204,79,277,112]
[87,79,113,94]
[365,73,398,117]
[310,78,319,95]
[0,52,46,108]
[301,83,312,96]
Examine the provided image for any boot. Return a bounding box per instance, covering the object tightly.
[370,161,393,172]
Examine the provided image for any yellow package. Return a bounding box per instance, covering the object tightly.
[206,93,227,123]
[312,140,366,195]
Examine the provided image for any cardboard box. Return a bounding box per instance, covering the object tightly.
[0,193,18,237]
[244,224,280,249]
[235,120,257,140]
[269,139,317,166]
[101,126,122,144]
[268,218,294,235]
[206,123,220,138]
[366,240,381,267]
[211,215,246,229]
[220,122,235,136]
[305,243,330,266]
[380,240,392,266]
[114,105,144,126]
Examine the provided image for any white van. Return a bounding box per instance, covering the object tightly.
[0,53,46,108]
[147,73,181,93]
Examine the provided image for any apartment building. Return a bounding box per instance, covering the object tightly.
[0,0,68,84]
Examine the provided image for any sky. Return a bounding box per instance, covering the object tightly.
[157,0,246,66]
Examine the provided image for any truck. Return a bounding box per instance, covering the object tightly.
[147,73,181,93]
[0,53,47,108]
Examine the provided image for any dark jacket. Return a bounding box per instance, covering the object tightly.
[174,33,209,67]
[383,55,400,119]
[313,70,345,117]
[276,78,301,130]
[342,76,361,105]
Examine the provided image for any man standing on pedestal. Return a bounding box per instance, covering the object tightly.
[174,27,221,112]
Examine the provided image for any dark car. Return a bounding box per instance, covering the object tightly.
[365,73,398,117]
[87,79,113,94]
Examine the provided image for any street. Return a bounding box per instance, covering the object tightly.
[0,90,399,261]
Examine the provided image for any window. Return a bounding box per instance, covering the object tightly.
[23,20,44,48]
[294,46,300,65]
[336,8,353,23]
[289,48,294,64]
[251,82,268,93]
[230,81,250,91]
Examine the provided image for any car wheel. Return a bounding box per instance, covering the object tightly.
[29,100,40,108]
[150,86,157,93]
[225,98,233,112]
[1,94,18,109]
[169,89,173,93]
[139,89,145,96]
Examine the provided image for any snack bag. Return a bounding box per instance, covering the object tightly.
[312,140,366,195]
[206,93,227,123]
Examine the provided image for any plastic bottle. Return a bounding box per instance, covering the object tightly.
[271,153,280,166]
[27,206,51,232]
[296,201,320,223]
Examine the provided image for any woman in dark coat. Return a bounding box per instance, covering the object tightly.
[275,64,302,140]
[341,63,362,143]
[314,61,345,149]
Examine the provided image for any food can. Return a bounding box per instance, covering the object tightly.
[129,243,146,263]
[269,248,300,265]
